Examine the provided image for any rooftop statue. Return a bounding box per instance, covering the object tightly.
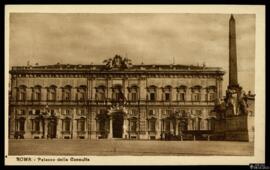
[103,54,132,70]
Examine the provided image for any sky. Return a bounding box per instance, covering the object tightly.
[9,13,255,95]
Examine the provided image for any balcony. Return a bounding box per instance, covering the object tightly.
[9,99,216,107]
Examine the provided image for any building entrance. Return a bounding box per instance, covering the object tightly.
[112,112,124,138]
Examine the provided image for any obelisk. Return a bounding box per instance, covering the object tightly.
[228,14,239,89]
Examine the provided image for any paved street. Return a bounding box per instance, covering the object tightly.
[9,139,254,156]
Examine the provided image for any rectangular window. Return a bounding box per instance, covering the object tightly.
[130,120,137,132]
[34,120,40,131]
[165,120,170,131]
[209,93,215,101]
[115,93,120,101]
[193,93,200,101]
[197,118,201,130]
[18,110,25,115]
[166,110,172,115]
[66,110,70,116]
[52,92,56,101]
[65,119,70,131]
[35,110,40,115]
[36,92,41,101]
[131,92,137,101]
[81,109,85,116]
[19,119,25,131]
[98,92,105,101]
[131,109,137,115]
[79,93,85,101]
[150,93,155,101]
[66,92,71,100]
[78,119,85,132]
[149,120,156,132]
[179,93,185,101]
[192,119,195,130]
[165,93,170,101]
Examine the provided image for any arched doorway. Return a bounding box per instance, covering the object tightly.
[47,116,57,139]
[112,112,124,138]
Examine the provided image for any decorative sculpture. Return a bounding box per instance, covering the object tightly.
[103,54,132,70]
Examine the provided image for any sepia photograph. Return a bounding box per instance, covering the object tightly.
[4,5,265,165]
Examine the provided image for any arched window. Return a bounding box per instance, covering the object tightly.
[17,85,27,101]
[177,85,187,101]
[77,117,85,132]
[206,86,217,101]
[164,119,170,132]
[16,117,25,131]
[62,85,72,101]
[47,85,57,101]
[129,118,137,132]
[32,85,42,101]
[32,118,40,132]
[128,85,138,101]
[63,117,71,132]
[96,85,106,101]
[149,118,156,132]
[147,85,157,101]
[163,85,172,101]
[77,85,86,101]
[112,85,123,101]
[191,85,202,102]
[207,118,215,130]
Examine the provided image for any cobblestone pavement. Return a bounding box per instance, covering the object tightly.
[8,139,254,156]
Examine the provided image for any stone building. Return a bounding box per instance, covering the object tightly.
[9,54,224,140]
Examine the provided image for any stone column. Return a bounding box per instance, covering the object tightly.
[40,120,43,138]
[218,78,223,98]
[124,78,128,100]
[91,79,96,100]
[122,118,128,139]
[87,79,91,100]
[171,88,177,101]
[57,118,62,139]
[202,88,207,102]
[85,118,88,139]
[108,118,113,139]
[158,88,163,101]
[72,117,77,139]
[91,114,97,139]
[175,120,179,135]
[24,117,31,138]
[26,88,32,100]
[146,119,149,139]
[107,79,112,100]
[56,88,62,101]
[139,78,146,100]
[41,88,47,101]
[170,120,174,134]
[156,119,161,139]
[9,108,16,138]
[71,88,76,101]
[158,119,162,139]
[44,119,48,139]
[186,87,191,101]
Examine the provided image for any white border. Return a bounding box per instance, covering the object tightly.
[4,5,265,165]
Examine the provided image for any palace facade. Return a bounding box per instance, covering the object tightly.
[9,55,225,140]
